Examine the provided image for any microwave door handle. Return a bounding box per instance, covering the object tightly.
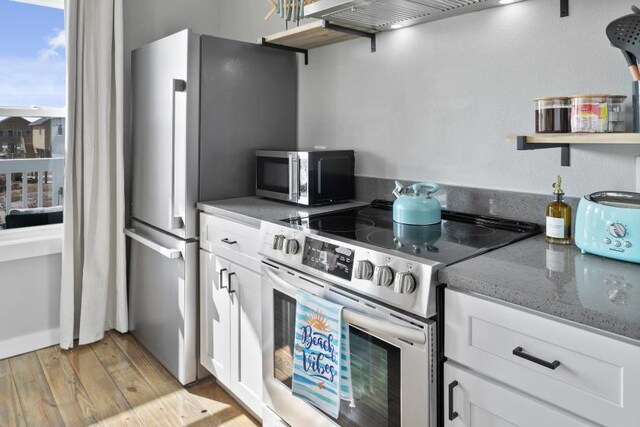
[288,154,299,201]
[262,266,427,346]
[288,154,294,201]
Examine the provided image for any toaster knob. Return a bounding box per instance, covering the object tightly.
[608,223,627,238]
[372,266,394,287]
[354,260,374,280]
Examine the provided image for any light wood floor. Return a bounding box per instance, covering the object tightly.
[0,331,260,427]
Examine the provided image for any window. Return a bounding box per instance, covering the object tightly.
[0,0,65,231]
[57,123,62,135]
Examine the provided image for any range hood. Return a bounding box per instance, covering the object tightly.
[304,0,526,32]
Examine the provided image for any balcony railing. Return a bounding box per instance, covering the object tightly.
[0,158,64,225]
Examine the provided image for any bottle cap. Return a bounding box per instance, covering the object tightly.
[553,175,564,195]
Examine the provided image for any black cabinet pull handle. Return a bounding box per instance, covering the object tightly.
[227,272,236,294]
[512,346,560,370]
[221,238,237,245]
[448,380,459,421]
[219,268,228,290]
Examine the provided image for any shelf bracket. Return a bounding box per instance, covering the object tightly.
[516,136,571,167]
[560,0,569,17]
[260,38,309,65]
[322,21,377,53]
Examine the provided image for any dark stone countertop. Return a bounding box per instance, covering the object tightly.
[199,196,640,344]
[439,234,640,344]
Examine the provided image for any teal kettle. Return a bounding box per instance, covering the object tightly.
[392,181,442,225]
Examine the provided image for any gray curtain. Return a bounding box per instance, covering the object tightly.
[59,0,127,349]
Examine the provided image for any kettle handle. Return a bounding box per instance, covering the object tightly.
[411,183,439,195]
[393,180,406,199]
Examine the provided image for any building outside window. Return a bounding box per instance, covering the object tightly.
[0,0,65,230]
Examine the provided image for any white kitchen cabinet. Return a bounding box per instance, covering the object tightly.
[199,212,263,418]
[445,289,640,427]
[444,362,594,427]
[200,251,231,386]
[228,260,262,416]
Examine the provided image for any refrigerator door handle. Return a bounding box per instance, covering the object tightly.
[124,227,183,259]
[171,78,187,230]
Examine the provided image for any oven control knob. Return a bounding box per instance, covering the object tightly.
[354,260,374,280]
[608,223,627,238]
[394,272,416,294]
[282,238,300,255]
[372,266,394,287]
[272,235,285,250]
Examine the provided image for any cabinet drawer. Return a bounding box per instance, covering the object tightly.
[444,361,593,427]
[445,289,640,427]
[200,213,260,268]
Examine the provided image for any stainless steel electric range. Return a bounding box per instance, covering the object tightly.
[258,200,541,427]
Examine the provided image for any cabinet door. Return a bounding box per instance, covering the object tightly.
[199,250,231,387]
[444,362,595,427]
[228,261,263,417]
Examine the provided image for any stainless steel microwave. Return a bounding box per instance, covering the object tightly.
[256,149,354,205]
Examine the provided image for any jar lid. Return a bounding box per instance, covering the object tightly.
[570,94,610,99]
[533,96,570,101]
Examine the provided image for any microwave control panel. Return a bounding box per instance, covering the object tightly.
[302,237,354,280]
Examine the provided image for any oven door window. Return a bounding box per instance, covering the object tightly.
[257,156,290,194]
[273,290,401,427]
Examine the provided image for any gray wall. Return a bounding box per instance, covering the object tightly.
[0,254,61,342]
[208,0,640,198]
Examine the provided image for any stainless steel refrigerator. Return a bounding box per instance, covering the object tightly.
[125,29,296,385]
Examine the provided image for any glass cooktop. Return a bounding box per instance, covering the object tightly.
[284,200,541,266]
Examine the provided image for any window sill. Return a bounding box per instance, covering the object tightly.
[0,224,63,263]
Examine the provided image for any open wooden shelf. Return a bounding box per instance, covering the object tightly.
[261,20,360,50]
[260,20,376,65]
[507,133,640,144]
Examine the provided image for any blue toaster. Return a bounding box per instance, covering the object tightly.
[575,191,640,263]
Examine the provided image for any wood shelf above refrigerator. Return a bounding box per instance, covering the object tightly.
[259,20,376,65]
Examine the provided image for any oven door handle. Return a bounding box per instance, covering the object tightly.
[263,266,427,346]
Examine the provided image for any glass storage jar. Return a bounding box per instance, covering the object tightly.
[534,97,570,133]
[570,95,609,133]
[608,95,627,133]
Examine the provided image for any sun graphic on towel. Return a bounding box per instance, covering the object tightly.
[306,312,329,332]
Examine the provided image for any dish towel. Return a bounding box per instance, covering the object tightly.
[292,290,355,419]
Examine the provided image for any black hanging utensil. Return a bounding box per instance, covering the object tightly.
[606,13,640,81]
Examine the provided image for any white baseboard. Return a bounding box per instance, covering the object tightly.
[0,328,60,359]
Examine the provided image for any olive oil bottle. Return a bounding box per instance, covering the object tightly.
[545,176,572,245]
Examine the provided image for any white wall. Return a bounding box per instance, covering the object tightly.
[0,254,61,358]
[208,0,640,198]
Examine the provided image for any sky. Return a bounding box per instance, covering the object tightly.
[0,0,65,108]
